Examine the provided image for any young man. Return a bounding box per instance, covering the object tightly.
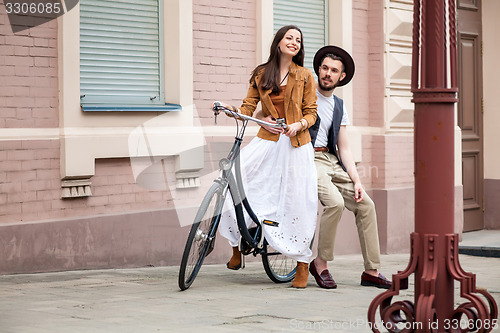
[255,45,391,289]
[307,45,391,289]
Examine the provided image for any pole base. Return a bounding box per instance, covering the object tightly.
[367,233,498,332]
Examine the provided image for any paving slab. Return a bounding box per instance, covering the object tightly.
[460,230,500,257]
[0,253,499,332]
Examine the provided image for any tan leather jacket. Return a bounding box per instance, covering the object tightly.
[239,62,317,147]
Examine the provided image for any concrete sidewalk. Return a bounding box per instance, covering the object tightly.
[460,229,500,258]
[1,252,499,333]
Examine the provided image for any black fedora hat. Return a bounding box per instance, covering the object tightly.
[313,45,355,87]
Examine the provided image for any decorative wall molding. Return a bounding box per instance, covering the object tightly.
[61,179,92,198]
[176,172,201,189]
[384,0,414,130]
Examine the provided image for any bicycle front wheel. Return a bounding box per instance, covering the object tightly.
[178,183,225,290]
[261,241,296,283]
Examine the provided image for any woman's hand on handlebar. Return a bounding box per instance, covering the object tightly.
[263,115,284,134]
[254,111,283,134]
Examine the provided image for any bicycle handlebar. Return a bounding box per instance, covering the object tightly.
[212,101,288,129]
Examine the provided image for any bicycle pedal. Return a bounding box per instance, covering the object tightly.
[241,252,245,269]
[263,219,279,227]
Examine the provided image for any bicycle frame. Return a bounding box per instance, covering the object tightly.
[178,103,296,290]
[212,102,287,251]
[223,132,263,250]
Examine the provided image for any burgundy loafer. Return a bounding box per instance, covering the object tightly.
[361,272,392,289]
[309,259,337,289]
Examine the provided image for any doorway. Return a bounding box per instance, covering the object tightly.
[456,0,484,231]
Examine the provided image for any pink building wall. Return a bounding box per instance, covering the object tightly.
[0,0,427,274]
[351,0,414,190]
[0,0,259,274]
[0,7,175,224]
[1,13,60,224]
[193,0,257,126]
[0,18,58,128]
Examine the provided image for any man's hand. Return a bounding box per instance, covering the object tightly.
[353,182,365,203]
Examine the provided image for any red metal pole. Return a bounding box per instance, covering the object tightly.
[413,90,456,329]
[413,1,456,329]
[367,1,498,332]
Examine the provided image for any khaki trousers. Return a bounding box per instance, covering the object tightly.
[315,151,381,270]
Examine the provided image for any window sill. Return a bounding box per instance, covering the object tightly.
[81,103,182,112]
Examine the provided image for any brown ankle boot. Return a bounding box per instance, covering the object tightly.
[291,262,309,288]
[226,246,242,270]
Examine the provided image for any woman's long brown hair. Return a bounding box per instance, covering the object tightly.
[249,25,305,94]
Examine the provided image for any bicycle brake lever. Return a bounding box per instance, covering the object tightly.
[276,118,287,129]
[213,101,222,125]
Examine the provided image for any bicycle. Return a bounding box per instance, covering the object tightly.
[178,101,299,290]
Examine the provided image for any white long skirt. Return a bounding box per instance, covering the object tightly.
[219,134,318,263]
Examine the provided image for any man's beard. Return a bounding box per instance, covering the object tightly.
[318,78,337,91]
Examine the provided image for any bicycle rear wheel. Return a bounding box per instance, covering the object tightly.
[178,183,224,290]
[261,241,296,283]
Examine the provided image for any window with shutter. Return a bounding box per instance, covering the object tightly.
[273,0,328,74]
[80,0,173,111]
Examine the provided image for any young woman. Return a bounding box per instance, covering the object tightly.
[214,25,318,288]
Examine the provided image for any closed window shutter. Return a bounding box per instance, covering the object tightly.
[80,0,163,106]
[273,0,328,74]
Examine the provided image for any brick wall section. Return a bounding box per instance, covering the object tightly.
[384,135,414,187]
[357,135,383,187]
[0,4,58,129]
[192,0,257,127]
[352,1,414,189]
[1,6,60,224]
[1,140,59,223]
[352,0,383,189]
[352,0,370,127]
[367,0,385,127]
[351,0,385,128]
[361,134,414,189]
[74,158,174,216]
[359,135,386,188]
[0,149,175,224]
[385,135,414,188]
